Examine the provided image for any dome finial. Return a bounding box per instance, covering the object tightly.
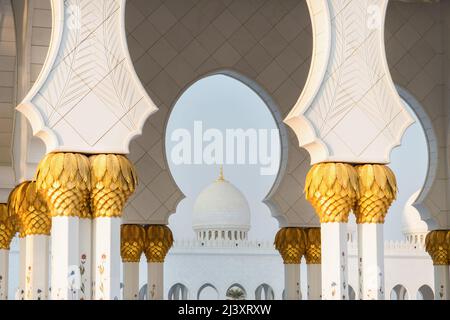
[217,165,225,182]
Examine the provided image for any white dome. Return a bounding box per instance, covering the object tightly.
[402,190,428,235]
[193,170,250,232]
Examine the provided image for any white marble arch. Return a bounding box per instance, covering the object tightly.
[225,283,247,300]
[416,284,434,300]
[8,0,449,230]
[197,283,219,300]
[396,86,439,231]
[168,282,189,300]
[390,284,410,300]
[255,283,275,300]
[122,0,315,227]
[123,67,316,228]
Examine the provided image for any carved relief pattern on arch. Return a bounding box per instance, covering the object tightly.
[285,0,415,165]
[18,0,158,153]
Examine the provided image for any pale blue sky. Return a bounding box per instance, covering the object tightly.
[166,75,428,241]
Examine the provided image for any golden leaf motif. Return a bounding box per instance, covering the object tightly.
[144,225,173,263]
[36,153,91,218]
[121,224,145,263]
[90,154,137,218]
[425,230,450,265]
[274,228,306,264]
[305,163,358,223]
[8,181,51,236]
[0,203,15,249]
[354,164,397,224]
[304,228,321,264]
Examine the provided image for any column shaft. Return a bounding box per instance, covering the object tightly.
[79,218,92,300]
[93,217,121,300]
[284,264,300,300]
[357,223,384,299]
[25,235,49,300]
[434,265,450,300]
[0,249,8,300]
[321,223,348,300]
[307,264,321,300]
[147,262,164,300]
[51,216,80,300]
[123,262,140,300]
[17,237,26,300]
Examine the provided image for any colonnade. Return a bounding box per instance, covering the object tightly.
[276,163,397,300]
[274,227,322,300]
[120,224,173,300]
[0,152,173,300]
[0,157,448,300]
[275,163,450,301]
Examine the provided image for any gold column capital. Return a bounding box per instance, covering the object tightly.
[274,227,306,264]
[36,153,91,218]
[304,227,321,264]
[8,181,51,236]
[120,224,145,263]
[144,225,173,263]
[305,163,359,223]
[90,154,137,218]
[425,230,450,265]
[354,164,397,224]
[0,203,15,249]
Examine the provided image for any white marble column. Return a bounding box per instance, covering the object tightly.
[147,262,163,300]
[307,264,321,300]
[93,217,121,300]
[123,262,140,300]
[357,224,384,300]
[425,230,450,300]
[284,264,301,300]
[25,235,50,300]
[51,216,80,300]
[144,225,173,301]
[121,224,145,300]
[79,218,92,300]
[321,223,348,300]
[304,227,321,300]
[0,249,8,300]
[433,265,450,300]
[17,237,26,300]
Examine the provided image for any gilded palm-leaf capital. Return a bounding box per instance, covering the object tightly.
[144,225,173,263]
[274,227,306,264]
[121,224,146,263]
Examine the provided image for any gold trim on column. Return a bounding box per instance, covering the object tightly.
[121,224,145,263]
[354,164,397,224]
[274,227,306,264]
[144,225,173,263]
[8,182,28,238]
[36,153,91,218]
[304,228,321,265]
[0,203,15,250]
[90,154,137,218]
[9,182,51,236]
[425,230,450,265]
[305,163,359,223]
